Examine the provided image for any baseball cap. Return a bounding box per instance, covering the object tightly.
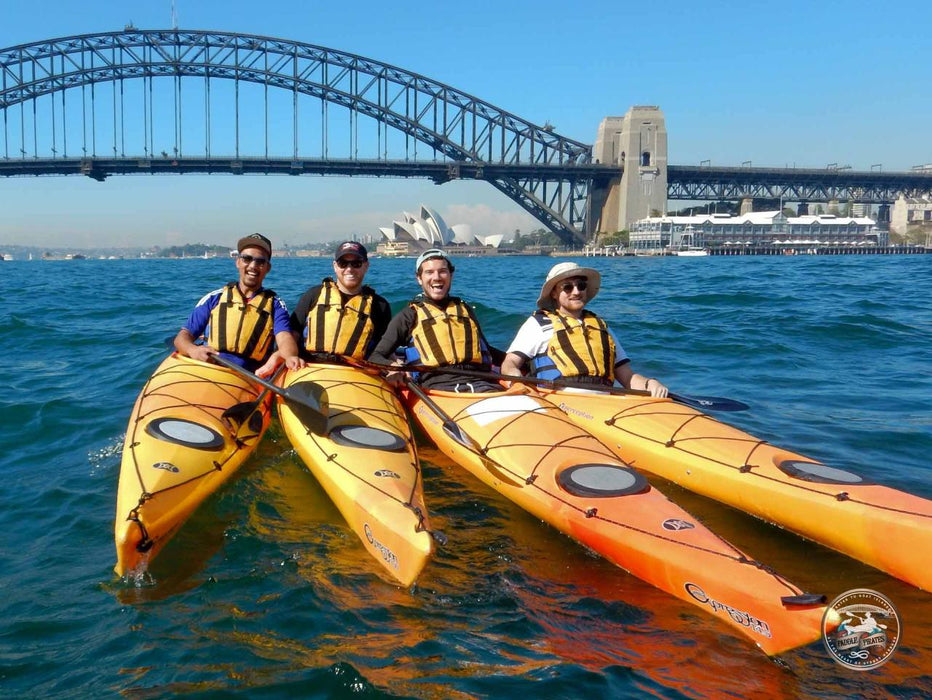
[334,241,368,261]
[415,248,455,274]
[237,233,273,258]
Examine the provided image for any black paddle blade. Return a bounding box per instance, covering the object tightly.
[282,381,329,435]
[222,400,261,426]
[670,392,750,412]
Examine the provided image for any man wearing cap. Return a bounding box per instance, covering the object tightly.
[260,241,392,374]
[173,233,302,372]
[371,248,503,392]
[501,262,668,397]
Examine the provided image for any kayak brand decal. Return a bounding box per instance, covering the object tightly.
[685,583,772,638]
[557,402,594,421]
[662,518,695,531]
[374,469,401,479]
[364,523,399,570]
[822,588,900,670]
[466,395,547,427]
[152,461,180,473]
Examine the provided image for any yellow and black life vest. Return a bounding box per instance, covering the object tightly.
[207,283,277,362]
[409,297,484,367]
[304,278,376,359]
[530,309,615,382]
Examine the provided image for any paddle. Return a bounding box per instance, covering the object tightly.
[223,365,285,432]
[210,354,329,434]
[356,361,749,412]
[398,374,527,488]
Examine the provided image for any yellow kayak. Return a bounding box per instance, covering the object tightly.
[403,383,830,655]
[277,363,434,586]
[545,388,932,591]
[115,353,273,575]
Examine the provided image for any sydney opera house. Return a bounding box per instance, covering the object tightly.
[376,205,504,257]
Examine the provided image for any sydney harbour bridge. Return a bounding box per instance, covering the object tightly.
[2,28,931,245]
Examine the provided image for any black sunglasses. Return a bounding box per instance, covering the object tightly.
[239,253,269,266]
[559,279,588,293]
[336,258,364,269]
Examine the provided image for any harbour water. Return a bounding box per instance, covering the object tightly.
[1,254,930,698]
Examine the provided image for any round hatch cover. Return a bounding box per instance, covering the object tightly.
[558,464,649,498]
[778,460,865,485]
[146,418,225,450]
[329,425,406,452]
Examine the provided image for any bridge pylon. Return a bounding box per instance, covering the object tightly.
[592,106,668,234]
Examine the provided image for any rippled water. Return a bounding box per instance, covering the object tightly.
[1,254,930,698]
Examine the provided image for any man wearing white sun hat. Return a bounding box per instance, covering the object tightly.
[501,262,669,397]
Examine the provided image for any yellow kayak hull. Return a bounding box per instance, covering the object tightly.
[115,353,272,575]
[278,363,433,587]
[547,389,932,591]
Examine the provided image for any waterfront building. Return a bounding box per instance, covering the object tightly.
[630,211,886,253]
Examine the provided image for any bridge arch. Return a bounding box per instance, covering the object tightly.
[0,29,605,243]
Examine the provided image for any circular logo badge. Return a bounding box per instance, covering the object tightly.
[822,588,900,670]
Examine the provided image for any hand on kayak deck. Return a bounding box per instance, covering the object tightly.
[188,345,217,363]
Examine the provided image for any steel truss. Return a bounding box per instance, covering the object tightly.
[0,29,609,244]
[668,165,932,203]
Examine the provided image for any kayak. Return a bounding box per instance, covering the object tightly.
[277,363,434,587]
[115,353,273,575]
[403,383,830,655]
[545,389,932,592]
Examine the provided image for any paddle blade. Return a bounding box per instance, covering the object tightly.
[282,381,329,434]
[670,392,750,412]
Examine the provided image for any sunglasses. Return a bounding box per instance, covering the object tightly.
[238,253,269,266]
[559,279,588,293]
[336,258,364,269]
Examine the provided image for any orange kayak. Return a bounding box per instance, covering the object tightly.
[545,388,932,591]
[277,363,434,586]
[115,353,273,575]
[403,384,830,655]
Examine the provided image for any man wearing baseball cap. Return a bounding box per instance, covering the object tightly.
[173,233,302,372]
[501,262,668,397]
[371,248,503,392]
[266,240,393,371]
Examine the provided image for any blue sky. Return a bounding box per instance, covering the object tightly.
[1,0,930,249]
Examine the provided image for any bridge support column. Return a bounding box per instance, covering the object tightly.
[797,202,809,216]
[740,197,754,215]
[593,106,667,235]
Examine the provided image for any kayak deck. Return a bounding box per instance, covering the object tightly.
[404,384,829,655]
[115,353,272,575]
[278,363,434,586]
[547,389,932,591]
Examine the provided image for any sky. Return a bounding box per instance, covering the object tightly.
[1,0,930,249]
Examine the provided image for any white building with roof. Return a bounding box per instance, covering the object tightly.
[631,211,886,253]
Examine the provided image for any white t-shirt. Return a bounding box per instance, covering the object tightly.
[506,313,629,367]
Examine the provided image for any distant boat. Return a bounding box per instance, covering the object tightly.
[672,227,709,256]
[675,247,709,257]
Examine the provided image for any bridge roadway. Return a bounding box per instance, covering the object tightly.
[0,156,613,183]
[4,156,930,208]
[667,165,932,203]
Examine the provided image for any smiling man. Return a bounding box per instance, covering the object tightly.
[173,233,301,371]
[371,248,502,392]
[501,262,668,397]
[289,241,392,362]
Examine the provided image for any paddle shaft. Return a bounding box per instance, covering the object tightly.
[361,361,748,412]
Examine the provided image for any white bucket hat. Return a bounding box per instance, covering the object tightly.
[536,262,601,310]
